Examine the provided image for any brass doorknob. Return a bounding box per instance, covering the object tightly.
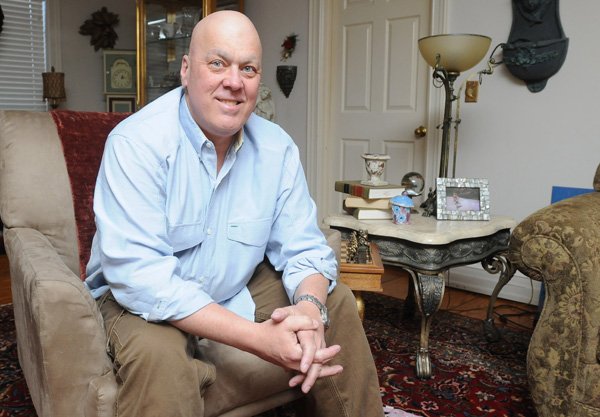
[414,125,427,138]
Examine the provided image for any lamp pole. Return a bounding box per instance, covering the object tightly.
[420,57,459,217]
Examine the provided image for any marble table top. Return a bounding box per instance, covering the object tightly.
[323,213,517,246]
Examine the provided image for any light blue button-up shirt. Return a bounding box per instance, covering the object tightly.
[85,87,337,322]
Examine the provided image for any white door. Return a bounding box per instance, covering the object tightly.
[327,0,433,213]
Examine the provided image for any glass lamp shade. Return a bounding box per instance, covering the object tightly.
[418,34,491,73]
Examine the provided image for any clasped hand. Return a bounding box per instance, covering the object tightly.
[260,305,343,393]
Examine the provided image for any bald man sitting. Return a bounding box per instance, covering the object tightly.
[85,11,383,417]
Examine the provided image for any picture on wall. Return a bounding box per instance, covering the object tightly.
[107,95,136,113]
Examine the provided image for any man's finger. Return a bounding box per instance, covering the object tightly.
[280,315,319,332]
[297,331,317,373]
[270,307,290,322]
[313,344,341,363]
[288,364,344,391]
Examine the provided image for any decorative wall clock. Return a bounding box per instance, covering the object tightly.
[103,50,136,94]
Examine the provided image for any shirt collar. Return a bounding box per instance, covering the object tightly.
[178,91,245,155]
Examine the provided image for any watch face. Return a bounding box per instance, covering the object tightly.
[110,58,133,89]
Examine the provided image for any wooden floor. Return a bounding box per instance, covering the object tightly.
[0,254,537,331]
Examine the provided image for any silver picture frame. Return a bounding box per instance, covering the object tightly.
[436,178,490,221]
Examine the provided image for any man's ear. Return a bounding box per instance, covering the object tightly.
[180,55,190,88]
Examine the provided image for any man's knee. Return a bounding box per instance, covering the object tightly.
[112,321,184,371]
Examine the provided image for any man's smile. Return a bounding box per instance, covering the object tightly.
[217,98,241,106]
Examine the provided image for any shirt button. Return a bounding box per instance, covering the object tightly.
[207,228,213,235]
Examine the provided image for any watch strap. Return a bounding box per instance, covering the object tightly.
[294,294,330,328]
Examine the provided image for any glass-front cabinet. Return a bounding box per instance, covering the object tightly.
[136,0,244,107]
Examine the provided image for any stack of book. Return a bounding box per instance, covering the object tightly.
[335,180,405,220]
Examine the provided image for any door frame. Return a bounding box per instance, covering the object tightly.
[306,0,449,220]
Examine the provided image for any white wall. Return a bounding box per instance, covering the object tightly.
[58,0,136,111]
[245,0,310,166]
[447,0,600,223]
[440,0,600,304]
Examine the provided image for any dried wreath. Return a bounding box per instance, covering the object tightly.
[79,7,120,51]
[280,33,298,61]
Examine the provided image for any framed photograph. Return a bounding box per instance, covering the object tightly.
[107,95,136,113]
[103,50,136,94]
[436,178,490,221]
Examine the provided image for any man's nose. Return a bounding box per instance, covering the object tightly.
[223,68,243,90]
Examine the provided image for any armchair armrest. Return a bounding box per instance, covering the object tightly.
[508,191,600,416]
[5,227,116,417]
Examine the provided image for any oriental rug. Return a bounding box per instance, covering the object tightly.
[0,293,536,417]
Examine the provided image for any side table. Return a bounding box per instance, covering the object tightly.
[323,213,517,378]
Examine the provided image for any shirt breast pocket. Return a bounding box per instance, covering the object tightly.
[167,222,205,253]
[227,218,271,247]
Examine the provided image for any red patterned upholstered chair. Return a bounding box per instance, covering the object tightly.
[0,110,341,417]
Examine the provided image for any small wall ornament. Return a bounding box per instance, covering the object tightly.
[280,33,298,61]
[79,7,120,51]
[276,65,297,98]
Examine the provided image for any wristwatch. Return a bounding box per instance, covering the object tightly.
[294,294,330,329]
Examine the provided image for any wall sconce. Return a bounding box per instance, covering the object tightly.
[276,65,297,98]
[42,66,66,110]
[417,34,491,217]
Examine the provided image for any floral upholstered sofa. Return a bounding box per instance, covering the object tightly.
[508,163,600,417]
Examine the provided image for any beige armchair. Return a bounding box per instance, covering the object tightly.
[0,110,341,417]
[508,163,600,417]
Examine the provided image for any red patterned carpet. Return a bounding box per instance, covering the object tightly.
[362,292,536,417]
[0,293,536,417]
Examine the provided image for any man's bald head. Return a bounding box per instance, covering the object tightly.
[180,11,263,144]
[189,11,262,60]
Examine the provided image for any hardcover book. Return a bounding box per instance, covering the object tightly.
[335,180,404,199]
[344,196,391,210]
[352,208,393,220]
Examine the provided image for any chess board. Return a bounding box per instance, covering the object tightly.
[339,241,384,293]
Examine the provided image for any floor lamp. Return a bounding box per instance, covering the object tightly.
[418,34,491,217]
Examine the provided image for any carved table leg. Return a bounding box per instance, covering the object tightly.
[482,253,516,342]
[409,270,446,378]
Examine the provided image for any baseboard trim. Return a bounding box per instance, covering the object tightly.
[446,265,541,306]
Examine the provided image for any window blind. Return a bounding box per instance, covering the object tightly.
[0,0,46,111]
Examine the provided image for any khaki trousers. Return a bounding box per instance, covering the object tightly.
[98,262,383,417]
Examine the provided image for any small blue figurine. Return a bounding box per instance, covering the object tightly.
[390,192,414,224]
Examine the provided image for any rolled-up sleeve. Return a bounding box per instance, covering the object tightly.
[93,134,213,321]
[266,144,338,302]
